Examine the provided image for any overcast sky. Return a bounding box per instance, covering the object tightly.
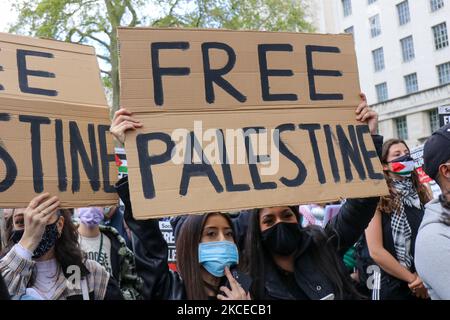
[0,1,17,32]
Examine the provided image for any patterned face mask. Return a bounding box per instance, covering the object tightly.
[387,154,416,177]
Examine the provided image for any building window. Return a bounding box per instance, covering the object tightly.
[372,47,385,72]
[397,1,411,26]
[369,14,381,38]
[437,62,450,85]
[368,0,377,4]
[400,36,415,62]
[430,0,444,12]
[344,26,354,34]
[396,117,408,140]
[342,0,352,17]
[429,109,440,133]
[432,22,449,50]
[375,82,388,102]
[404,73,419,94]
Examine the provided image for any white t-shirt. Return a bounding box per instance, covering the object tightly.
[14,244,59,300]
[79,233,112,275]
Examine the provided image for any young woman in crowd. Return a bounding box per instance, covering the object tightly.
[362,139,432,300]
[242,200,379,300]
[76,207,142,300]
[0,194,123,300]
[116,180,250,300]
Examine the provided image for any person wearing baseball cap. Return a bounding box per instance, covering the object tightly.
[415,123,450,300]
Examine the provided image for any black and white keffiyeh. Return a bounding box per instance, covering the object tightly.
[390,178,421,269]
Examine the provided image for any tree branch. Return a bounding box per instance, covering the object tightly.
[72,28,110,49]
[125,0,139,27]
[86,33,110,49]
[168,0,181,17]
[195,0,206,27]
[100,69,112,76]
[152,0,181,26]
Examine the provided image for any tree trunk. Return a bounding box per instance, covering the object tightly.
[110,27,120,118]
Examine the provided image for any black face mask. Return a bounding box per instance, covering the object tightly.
[261,222,302,256]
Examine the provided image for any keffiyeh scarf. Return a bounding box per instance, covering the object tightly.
[390,178,421,269]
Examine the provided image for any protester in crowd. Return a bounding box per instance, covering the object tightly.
[415,124,450,299]
[243,198,380,300]
[0,273,9,300]
[76,207,142,300]
[360,138,432,300]
[0,194,123,300]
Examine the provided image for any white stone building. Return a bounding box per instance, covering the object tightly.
[311,0,450,147]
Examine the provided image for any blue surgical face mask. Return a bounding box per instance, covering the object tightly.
[198,241,239,277]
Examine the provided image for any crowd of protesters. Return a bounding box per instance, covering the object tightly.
[0,93,449,300]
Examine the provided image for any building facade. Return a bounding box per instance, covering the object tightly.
[311,0,450,147]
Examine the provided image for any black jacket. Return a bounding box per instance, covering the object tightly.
[116,181,185,300]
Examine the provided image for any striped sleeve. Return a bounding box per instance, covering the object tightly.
[0,245,35,297]
[84,259,110,300]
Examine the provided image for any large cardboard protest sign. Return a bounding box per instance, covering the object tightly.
[0,32,118,208]
[118,28,388,219]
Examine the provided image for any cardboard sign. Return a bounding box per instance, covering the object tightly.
[410,145,441,198]
[118,28,388,219]
[0,32,118,208]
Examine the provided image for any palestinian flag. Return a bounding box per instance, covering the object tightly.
[390,160,415,176]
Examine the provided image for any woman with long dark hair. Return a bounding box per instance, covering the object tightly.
[0,194,123,300]
[362,139,432,300]
[242,200,380,300]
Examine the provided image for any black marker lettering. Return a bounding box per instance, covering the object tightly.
[258,44,297,101]
[19,115,51,193]
[17,49,57,96]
